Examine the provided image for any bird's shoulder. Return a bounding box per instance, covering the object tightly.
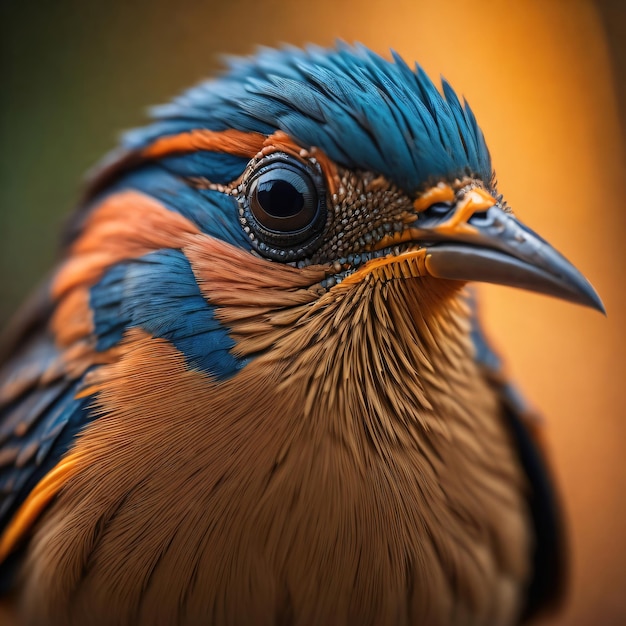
[0,277,94,590]
[0,197,247,590]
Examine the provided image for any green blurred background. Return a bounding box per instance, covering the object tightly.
[1,0,625,624]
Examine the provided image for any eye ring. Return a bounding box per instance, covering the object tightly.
[239,152,327,261]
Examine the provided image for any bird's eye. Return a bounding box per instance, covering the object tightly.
[249,166,318,232]
[240,153,327,261]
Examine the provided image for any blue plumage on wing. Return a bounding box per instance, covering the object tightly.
[0,378,94,535]
[0,372,96,594]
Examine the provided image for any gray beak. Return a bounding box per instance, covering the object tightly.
[412,187,605,312]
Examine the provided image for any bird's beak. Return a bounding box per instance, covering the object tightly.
[377,185,605,312]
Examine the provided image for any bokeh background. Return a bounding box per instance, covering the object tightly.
[0,0,624,623]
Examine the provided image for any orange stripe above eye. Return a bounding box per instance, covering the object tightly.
[141,129,267,159]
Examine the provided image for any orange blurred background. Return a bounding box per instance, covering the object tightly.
[0,1,624,624]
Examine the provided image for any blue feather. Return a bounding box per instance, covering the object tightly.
[160,151,249,182]
[119,45,492,192]
[0,378,93,532]
[90,249,247,380]
[0,368,95,594]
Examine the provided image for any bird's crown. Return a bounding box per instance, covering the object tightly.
[125,43,493,192]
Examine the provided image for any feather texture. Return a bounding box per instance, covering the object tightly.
[0,44,571,625]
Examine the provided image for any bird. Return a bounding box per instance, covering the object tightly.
[0,43,604,626]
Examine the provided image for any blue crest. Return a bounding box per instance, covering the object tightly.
[124,43,493,191]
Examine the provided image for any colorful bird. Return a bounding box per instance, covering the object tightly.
[0,44,603,626]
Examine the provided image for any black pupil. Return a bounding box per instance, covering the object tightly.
[257,178,304,218]
[249,164,319,235]
[243,156,327,257]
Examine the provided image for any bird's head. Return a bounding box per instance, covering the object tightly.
[58,44,603,390]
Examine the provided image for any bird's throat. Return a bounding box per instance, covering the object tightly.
[290,276,476,435]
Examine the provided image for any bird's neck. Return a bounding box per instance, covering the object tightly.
[227,274,479,442]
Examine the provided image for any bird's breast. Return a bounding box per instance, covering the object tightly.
[19,295,531,626]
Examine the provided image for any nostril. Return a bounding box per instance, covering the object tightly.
[471,209,489,220]
[423,202,453,218]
